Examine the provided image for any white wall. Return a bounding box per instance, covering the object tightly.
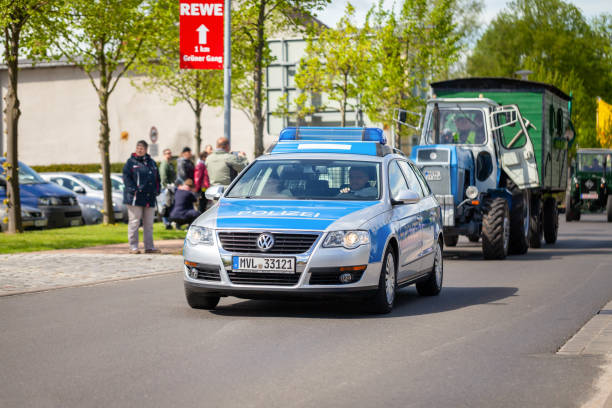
[1,64,266,166]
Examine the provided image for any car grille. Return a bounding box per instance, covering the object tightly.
[194,265,221,281]
[218,232,318,254]
[227,272,300,286]
[581,178,598,192]
[309,267,366,285]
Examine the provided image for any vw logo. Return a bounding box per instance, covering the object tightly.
[585,179,594,189]
[257,233,275,251]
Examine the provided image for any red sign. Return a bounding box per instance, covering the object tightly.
[179,0,224,70]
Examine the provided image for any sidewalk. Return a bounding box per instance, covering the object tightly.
[0,239,185,296]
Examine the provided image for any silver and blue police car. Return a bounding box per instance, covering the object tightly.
[183,127,444,313]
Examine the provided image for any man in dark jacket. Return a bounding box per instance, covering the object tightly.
[123,140,161,254]
[176,147,195,181]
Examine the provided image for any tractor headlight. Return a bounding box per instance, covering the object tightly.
[466,186,479,200]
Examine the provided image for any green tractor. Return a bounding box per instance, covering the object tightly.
[566,148,612,222]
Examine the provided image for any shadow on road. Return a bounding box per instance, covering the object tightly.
[208,286,518,319]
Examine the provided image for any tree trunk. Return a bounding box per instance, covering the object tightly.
[194,100,202,155]
[4,23,23,233]
[97,44,115,224]
[252,1,266,157]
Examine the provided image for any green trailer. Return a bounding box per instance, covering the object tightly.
[431,78,574,193]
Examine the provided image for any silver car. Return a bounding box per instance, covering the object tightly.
[183,127,444,314]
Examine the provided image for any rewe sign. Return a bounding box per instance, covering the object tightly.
[180,0,224,70]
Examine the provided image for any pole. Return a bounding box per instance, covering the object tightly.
[223,0,231,144]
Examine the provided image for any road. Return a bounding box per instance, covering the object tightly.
[1,214,611,408]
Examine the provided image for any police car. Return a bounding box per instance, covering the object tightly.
[183,127,444,313]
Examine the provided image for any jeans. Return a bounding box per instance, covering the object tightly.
[127,205,155,250]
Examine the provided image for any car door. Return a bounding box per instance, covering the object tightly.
[490,104,540,189]
[388,160,422,283]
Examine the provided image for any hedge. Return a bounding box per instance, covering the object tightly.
[31,163,126,174]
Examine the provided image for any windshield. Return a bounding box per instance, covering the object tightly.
[426,108,486,145]
[0,161,46,184]
[226,159,381,201]
[72,173,103,190]
[578,153,612,173]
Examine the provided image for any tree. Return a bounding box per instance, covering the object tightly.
[293,3,371,127]
[0,0,61,233]
[134,0,223,154]
[231,0,330,157]
[42,0,159,224]
[467,0,612,148]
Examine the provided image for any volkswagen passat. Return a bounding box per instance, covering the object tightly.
[183,127,444,313]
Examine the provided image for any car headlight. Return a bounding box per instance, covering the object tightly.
[38,197,51,206]
[323,230,370,249]
[186,226,214,246]
[85,203,102,210]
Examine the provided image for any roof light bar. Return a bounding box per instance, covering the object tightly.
[279,127,386,144]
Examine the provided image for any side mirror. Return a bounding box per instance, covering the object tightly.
[73,186,86,195]
[393,189,420,205]
[205,185,225,201]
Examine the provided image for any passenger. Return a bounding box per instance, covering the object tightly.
[338,167,377,198]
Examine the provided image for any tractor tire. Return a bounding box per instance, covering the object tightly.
[507,183,530,255]
[530,196,543,248]
[565,194,574,222]
[481,197,510,260]
[607,196,612,222]
[468,234,480,243]
[543,197,558,244]
[444,233,458,247]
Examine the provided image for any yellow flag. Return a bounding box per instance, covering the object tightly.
[597,97,612,147]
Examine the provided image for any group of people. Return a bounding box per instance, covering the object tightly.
[121,137,248,254]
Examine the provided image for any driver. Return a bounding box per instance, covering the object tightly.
[454,116,476,144]
[338,166,377,197]
[589,158,603,172]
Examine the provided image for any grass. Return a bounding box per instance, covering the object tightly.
[0,223,186,254]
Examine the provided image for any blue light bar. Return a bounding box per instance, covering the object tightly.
[279,127,386,144]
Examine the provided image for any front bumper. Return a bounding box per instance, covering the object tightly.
[182,230,381,298]
[40,205,82,228]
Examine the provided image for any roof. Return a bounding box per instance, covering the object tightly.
[431,77,570,101]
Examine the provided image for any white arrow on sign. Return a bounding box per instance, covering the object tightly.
[197,24,209,45]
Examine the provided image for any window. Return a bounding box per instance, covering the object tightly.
[408,162,432,196]
[426,109,486,145]
[388,161,409,201]
[397,161,424,197]
[53,177,77,191]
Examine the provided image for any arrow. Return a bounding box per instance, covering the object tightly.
[197,24,209,45]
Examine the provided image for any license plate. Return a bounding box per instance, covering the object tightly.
[425,170,441,181]
[581,193,598,199]
[232,256,295,273]
[70,219,81,226]
[34,220,47,227]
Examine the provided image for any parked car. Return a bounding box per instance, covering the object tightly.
[87,172,125,193]
[76,194,105,225]
[40,172,127,221]
[183,127,444,314]
[0,159,82,229]
[0,203,47,231]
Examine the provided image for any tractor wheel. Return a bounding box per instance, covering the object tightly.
[468,234,480,243]
[607,196,612,222]
[508,187,530,255]
[543,197,559,244]
[481,198,510,260]
[444,233,458,247]
[530,196,543,248]
[565,194,574,222]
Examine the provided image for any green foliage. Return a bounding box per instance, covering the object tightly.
[30,163,125,174]
[467,0,612,149]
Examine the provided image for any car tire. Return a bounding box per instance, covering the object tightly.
[543,197,558,244]
[481,197,510,260]
[416,240,443,296]
[444,233,458,247]
[530,196,543,248]
[508,185,530,255]
[368,247,396,314]
[185,288,220,310]
[607,196,612,222]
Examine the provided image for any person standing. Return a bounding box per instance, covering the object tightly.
[206,137,249,186]
[176,147,195,181]
[122,140,161,254]
[194,151,211,212]
[204,144,213,156]
[158,148,176,229]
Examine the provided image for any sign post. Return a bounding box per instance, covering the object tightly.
[179,0,231,146]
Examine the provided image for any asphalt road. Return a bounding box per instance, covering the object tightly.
[1,214,611,408]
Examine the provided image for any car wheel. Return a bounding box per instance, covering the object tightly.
[368,247,396,314]
[185,288,220,310]
[416,240,443,296]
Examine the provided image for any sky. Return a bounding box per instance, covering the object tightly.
[317,0,612,28]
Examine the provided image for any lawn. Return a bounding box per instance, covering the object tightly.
[0,223,186,254]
